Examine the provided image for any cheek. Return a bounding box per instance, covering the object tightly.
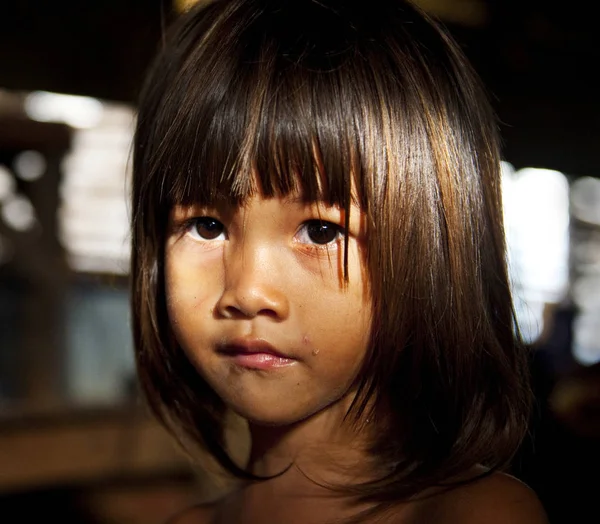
[305,296,372,370]
[166,289,209,333]
[164,257,219,331]
[308,281,371,339]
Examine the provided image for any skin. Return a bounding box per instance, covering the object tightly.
[165,190,373,473]
[164,190,549,523]
[167,472,549,524]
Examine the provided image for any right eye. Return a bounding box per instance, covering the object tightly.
[186,217,226,241]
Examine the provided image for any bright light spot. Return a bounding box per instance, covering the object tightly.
[24,91,104,129]
[571,230,600,270]
[571,176,600,226]
[502,166,570,344]
[512,296,545,344]
[573,312,600,365]
[573,275,600,310]
[1,194,37,231]
[58,100,134,274]
[570,176,600,366]
[0,165,16,201]
[13,150,46,181]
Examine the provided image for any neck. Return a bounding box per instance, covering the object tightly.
[221,402,384,524]
[246,396,373,483]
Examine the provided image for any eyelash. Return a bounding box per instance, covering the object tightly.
[184,217,226,242]
[183,217,345,248]
[296,220,345,247]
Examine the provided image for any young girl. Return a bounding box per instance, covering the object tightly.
[131,1,548,522]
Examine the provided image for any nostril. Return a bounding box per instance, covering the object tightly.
[224,305,251,319]
[257,308,279,319]
[223,305,279,320]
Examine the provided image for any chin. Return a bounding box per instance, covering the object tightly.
[230,406,313,427]
[225,398,325,428]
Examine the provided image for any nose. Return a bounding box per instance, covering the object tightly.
[215,244,290,321]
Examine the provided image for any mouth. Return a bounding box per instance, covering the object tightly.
[217,338,297,370]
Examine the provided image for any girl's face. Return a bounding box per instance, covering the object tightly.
[165,189,372,426]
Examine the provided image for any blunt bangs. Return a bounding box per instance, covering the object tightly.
[137,5,375,212]
[134,0,462,217]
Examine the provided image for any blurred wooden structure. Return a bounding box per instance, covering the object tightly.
[0,406,205,524]
[0,406,191,493]
[0,114,201,523]
[0,116,71,404]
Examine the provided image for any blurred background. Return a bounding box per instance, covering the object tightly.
[0,0,598,522]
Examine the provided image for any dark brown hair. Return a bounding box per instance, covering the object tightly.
[131,0,531,505]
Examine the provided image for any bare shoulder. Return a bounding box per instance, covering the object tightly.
[418,472,549,524]
[165,502,217,524]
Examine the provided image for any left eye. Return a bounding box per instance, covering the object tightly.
[187,217,226,241]
[297,220,344,245]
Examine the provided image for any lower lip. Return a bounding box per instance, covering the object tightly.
[225,352,296,370]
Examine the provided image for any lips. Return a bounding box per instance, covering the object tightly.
[217,338,296,370]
